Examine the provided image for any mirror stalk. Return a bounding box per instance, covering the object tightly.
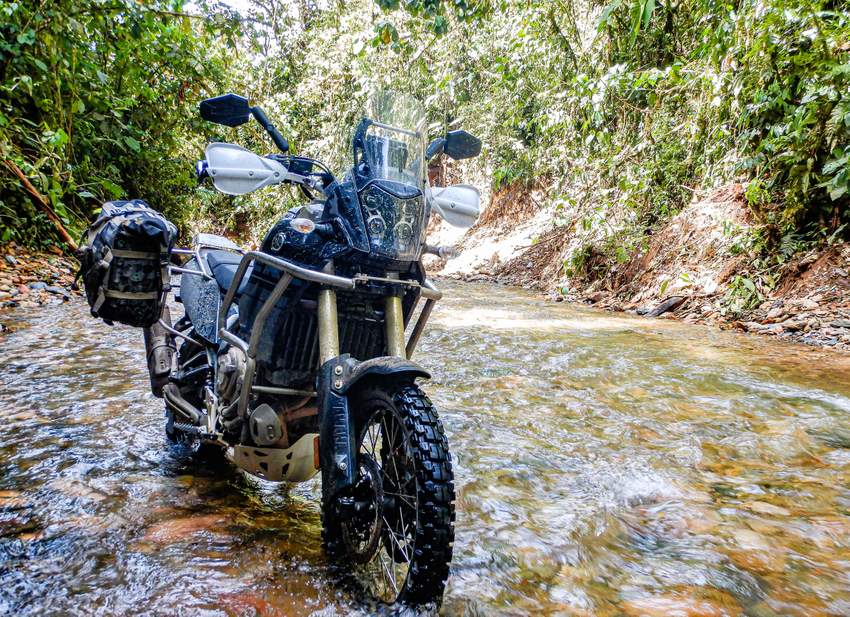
[426,137,447,161]
[250,106,289,154]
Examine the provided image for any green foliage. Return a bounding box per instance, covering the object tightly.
[0,0,237,248]
[376,0,490,33]
[365,0,848,251]
[2,0,846,259]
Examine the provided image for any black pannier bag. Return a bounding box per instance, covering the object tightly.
[78,200,177,327]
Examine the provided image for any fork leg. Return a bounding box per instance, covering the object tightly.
[384,294,406,359]
[318,262,340,365]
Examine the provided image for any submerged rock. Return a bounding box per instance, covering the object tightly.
[45,285,70,299]
[621,595,738,617]
[141,513,228,544]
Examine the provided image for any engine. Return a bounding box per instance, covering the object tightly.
[216,346,246,409]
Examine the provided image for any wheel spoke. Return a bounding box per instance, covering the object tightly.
[382,517,408,561]
[383,515,411,562]
[368,423,379,456]
[383,490,416,508]
[378,546,398,594]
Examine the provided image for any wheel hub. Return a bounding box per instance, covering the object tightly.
[341,453,384,563]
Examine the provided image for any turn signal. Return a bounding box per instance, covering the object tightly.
[290,218,315,234]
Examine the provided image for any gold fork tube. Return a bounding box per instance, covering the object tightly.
[318,289,339,364]
[384,294,406,359]
[317,263,340,364]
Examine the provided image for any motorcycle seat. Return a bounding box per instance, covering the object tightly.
[205,250,252,293]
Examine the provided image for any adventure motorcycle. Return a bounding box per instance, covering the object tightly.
[142,91,481,607]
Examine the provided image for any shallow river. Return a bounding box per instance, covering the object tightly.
[1,281,850,616]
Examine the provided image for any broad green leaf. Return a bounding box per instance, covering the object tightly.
[124,136,141,152]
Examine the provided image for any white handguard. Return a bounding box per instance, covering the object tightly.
[427,184,481,228]
[205,143,293,195]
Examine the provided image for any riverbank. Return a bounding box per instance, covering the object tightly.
[427,183,850,352]
[0,244,79,331]
[5,198,850,355]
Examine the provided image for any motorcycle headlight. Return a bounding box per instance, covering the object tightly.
[359,183,425,261]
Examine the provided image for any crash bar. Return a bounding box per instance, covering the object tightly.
[214,250,442,371]
[218,250,356,330]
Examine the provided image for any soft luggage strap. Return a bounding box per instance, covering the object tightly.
[103,290,161,300]
[110,249,160,259]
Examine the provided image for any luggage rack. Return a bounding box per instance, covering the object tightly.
[168,248,442,414]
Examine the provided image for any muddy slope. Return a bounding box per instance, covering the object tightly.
[430,183,850,351]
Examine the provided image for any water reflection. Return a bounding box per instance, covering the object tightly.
[1,281,849,616]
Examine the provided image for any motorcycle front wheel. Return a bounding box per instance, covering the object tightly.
[322,382,456,608]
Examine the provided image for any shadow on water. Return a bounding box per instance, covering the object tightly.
[2,281,850,615]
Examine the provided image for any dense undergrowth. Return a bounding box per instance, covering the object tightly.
[1,0,847,278]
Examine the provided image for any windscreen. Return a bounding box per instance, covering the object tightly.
[360,91,426,186]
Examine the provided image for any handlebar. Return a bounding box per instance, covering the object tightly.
[423,244,458,259]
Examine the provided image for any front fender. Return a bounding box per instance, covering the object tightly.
[339,356,430,394]
[317,354,430,502]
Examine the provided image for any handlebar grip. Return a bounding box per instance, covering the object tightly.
[423,245,458,260]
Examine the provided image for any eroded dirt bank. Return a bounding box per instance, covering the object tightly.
[428,183,850,352]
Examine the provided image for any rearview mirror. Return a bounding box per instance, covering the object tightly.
[205,143,287,195]
[444,130,481,160]
[199,93,251,127]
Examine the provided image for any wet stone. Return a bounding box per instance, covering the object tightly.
[45,285,70,299]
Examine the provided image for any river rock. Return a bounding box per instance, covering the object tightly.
[747,501,791,517]
[621,596,734,617]
[45,286,70,299]
[778,319,804,332]
[728,528,787,574]
[766,306,786,321]
[142,514,227,544]
[831,319,850,329]
[4,255,16,266]
[743,321,781,334]
[28,281,47,290]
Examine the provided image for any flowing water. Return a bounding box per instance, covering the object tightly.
[1,281,850,616]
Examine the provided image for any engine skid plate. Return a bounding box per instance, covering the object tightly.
[228,433,320,482]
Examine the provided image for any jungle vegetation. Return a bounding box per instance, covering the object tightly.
[1,0,848,272]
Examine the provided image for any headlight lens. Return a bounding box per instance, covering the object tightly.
[359,183,425,260]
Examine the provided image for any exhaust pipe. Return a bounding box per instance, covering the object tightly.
[163,383,202,425]
[143,305,176,398]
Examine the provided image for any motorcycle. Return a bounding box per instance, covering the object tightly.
[144,90,482,608]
